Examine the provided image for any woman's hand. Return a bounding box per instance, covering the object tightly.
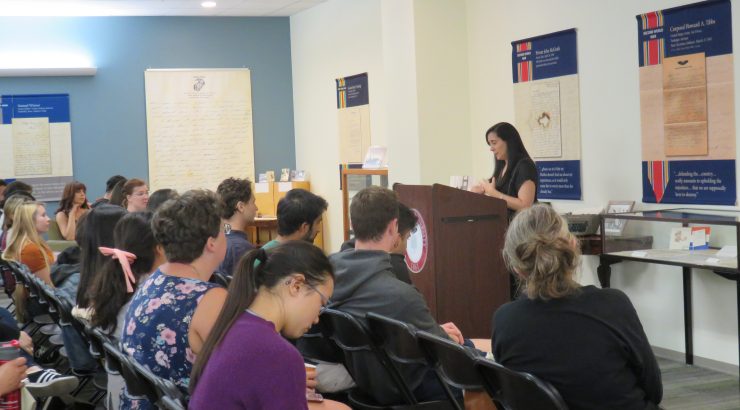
[478,179,503,199]
[18,331,33,355]
[0,357,27,396]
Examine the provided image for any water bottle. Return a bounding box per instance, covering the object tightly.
[0,340,21,410]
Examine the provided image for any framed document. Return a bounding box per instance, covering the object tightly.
[604,200,635,236]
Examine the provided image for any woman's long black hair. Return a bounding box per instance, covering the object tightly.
[76,204,127,308]
[89,212,157,332]
[190,241,333,391]
[486,122,532,181]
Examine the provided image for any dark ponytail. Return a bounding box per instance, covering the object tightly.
[190,241,333,391]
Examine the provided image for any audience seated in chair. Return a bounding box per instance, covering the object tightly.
[339,201,418,285]
[91,175,126,209]
[0,180,34,235]
[492,204,662,410]
[190,241,334,409]
[215,177,257,276]
[327,186,464,405]
[122,178,150,212]
[147,188,179,211]
[1,195,33,252]
[88,211,165,409]
[3,202,55,323]
[120,190,227,409]
[55,181,90,241]
[261,188,327,251]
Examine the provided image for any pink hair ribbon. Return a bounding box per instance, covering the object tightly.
[99,246,138,293]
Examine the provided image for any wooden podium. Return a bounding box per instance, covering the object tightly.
[394,184,509,338]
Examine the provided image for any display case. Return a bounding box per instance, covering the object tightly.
[599,208,740,376]
[341,168,388,240]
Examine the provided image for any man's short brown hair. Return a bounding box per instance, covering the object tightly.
[152,190,222,263]
[350,186,399,241]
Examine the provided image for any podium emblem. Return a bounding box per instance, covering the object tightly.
[405,208,428,273]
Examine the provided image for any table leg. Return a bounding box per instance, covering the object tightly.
[597,257,612,288]
[683,267,693,365]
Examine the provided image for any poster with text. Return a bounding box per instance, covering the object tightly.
[0,94,73,201]
[512,28,582,200]
[638,0,735,205]
[336,73,371,164]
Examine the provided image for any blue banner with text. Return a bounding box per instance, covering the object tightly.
[536,160,581,200]
[642,159,735,205]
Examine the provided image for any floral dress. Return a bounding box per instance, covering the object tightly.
[120,269,218,409]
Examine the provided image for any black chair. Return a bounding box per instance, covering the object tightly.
[366,312,462,410]
[209,272,231,288]
[416,332,494,407]
[474,357,568,410]
[319,308,451,410]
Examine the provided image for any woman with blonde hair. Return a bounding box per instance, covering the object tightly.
[3,202,55,322]
[3,202,54,285]
[491,204,662,410]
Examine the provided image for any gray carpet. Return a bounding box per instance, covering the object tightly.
[658,356,739,410]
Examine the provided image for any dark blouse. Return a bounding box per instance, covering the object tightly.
[494,157,538,219]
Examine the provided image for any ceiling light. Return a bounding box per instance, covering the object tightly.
[201,1,217,8]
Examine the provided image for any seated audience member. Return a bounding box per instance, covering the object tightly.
[260,189,327,251]
[88,211,165,409]
[0,179,6,203]
[108,178,127,207]
[190,241,334,409]
[329,186,464,404]
[120,190,227,408]
[1,195,33,251]
[2,202,54,322]
[55,181,90,241]
[0,180,34,232]
[91,175,126,208]
[147,188,178,211]
[0,307,79,397]
[122,178,149,212]
[340,202,417,285]
[56,204,127,374]
[215,177,258,276]
[492,204,662,410]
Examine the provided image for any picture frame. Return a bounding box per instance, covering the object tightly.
[603,200,635,236]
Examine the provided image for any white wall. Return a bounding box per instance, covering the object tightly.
[465,0,739,365]
[293,0,739,366]
[290,0,388,252]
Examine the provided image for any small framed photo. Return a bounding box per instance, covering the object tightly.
[603,200,635,236]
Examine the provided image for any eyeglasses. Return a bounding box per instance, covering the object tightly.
[306,283,329,307]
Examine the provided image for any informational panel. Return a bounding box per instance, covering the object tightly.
[638,0,735,205]
[0,94,73,201]
[336,73,371,164]
[512,29,582,200]
[145,69,255,192]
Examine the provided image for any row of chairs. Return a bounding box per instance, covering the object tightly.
[3,258,186,409]
[313,308,568,410]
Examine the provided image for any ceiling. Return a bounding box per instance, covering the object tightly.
[0,0,327,16]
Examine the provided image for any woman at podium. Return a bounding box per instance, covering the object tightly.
[471,122,537,220]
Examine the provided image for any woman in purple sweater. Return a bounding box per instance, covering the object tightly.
[189,241,334,409]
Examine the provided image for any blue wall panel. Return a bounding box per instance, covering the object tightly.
[0,17,295,201]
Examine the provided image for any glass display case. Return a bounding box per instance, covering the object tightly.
[600,208,739,374]
[341,168,389,240]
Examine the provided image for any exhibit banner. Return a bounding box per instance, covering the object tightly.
[638,0,735,205]
[0,94,73,201]
[512,28,582,200]
[336,73,371,164]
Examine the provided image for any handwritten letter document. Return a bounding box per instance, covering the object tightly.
[145,69,255,192]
